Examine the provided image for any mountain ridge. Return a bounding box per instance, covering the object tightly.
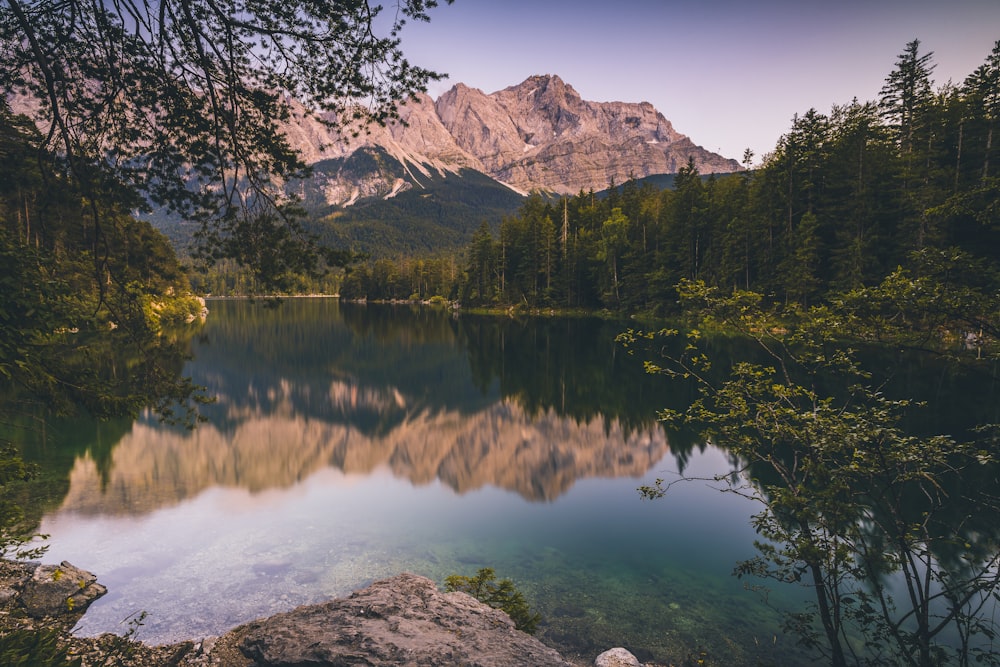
[137,75,745,257]
[286,73,741,204]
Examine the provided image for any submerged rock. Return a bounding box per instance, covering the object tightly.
[235,572,574,666]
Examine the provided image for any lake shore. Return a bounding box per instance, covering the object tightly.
[0,559,666,667]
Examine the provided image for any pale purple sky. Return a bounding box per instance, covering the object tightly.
[394,0,1000,166]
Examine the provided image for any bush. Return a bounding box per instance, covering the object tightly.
[444,568,541,634]
[0,629,81,667]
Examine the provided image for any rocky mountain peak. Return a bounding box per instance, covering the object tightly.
[514,74,581,105]
[285,73,741,202]
[431,74,739,193]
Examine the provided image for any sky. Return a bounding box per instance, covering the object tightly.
[394,0,1000,166]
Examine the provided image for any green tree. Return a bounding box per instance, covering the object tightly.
[0,0,451,292]
[496,194,559,306]
[623,280,1000,667]
[880,40,939,251]
[962,40,1000,181]
[598,207,630,306]
[714,149,761,292]
[881,40,937,159]
[665,158,707,283]
[788,109,831,218]
[463,222,498,304]
[824,100,895,290]
[779,211,822,306]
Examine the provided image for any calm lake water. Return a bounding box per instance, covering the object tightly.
[26,298,996,665]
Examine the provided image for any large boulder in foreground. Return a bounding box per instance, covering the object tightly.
[236,572,574,666]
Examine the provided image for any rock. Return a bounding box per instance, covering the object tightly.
[437,74,740,195]
[19,560,107,618]
[0,559,35,620]
[2,560,605,667]
[0,584,20,605]
[236,572,574,666]
[595,647,642,667]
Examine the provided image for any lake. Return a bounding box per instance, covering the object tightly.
[24,298,995,665]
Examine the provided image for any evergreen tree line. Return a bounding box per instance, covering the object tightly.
[457,39,1000,312]
[0,107,190,307]
[0,102,205,424]
[340,256,460,301]
[338,39,1000,313]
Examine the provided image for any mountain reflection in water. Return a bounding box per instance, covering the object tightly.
[35,299,810,665]
[58,397,668,515]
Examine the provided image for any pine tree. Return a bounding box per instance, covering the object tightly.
[963,40,1000,181]
[880,40,939,250]
[880,39,936,158]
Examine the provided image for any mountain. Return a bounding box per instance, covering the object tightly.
[301,147,527,257]
[286,74,739,201]
[274,75,741,255]
[139,76,741,256]
[12,73,740,256]
[434,75,739,194]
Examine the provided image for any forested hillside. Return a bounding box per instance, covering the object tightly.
[0,104,205,422]
[305,159,526,257]
[344,40,1000,317]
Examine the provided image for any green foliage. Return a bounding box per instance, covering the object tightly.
[0,613,147,667]
[441,39,1000,327]
[626,283,1000,667]
[1,0,453,293]
[0,103,211,423]
[445,568,542,634]
[340,256,459,302]
[0,629,81,667]
[0,441,46,560]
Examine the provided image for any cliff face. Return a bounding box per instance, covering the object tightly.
[436,75,738,194]
[284,74,740,204]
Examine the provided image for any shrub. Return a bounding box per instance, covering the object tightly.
[444,567,541,634]
[0,629,81,667]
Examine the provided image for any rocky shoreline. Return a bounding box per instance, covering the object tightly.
[0,559,659,666]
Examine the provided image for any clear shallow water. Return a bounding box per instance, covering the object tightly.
[32,300,814,664]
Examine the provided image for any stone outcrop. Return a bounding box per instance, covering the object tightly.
[18,560,107,619]
[595,647,643,667]
[234,573,574,666]
[1,561,665,666]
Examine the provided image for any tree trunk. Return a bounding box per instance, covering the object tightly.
[806,551,848,667]
[984,123,993,181]
[955,119,963,193]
